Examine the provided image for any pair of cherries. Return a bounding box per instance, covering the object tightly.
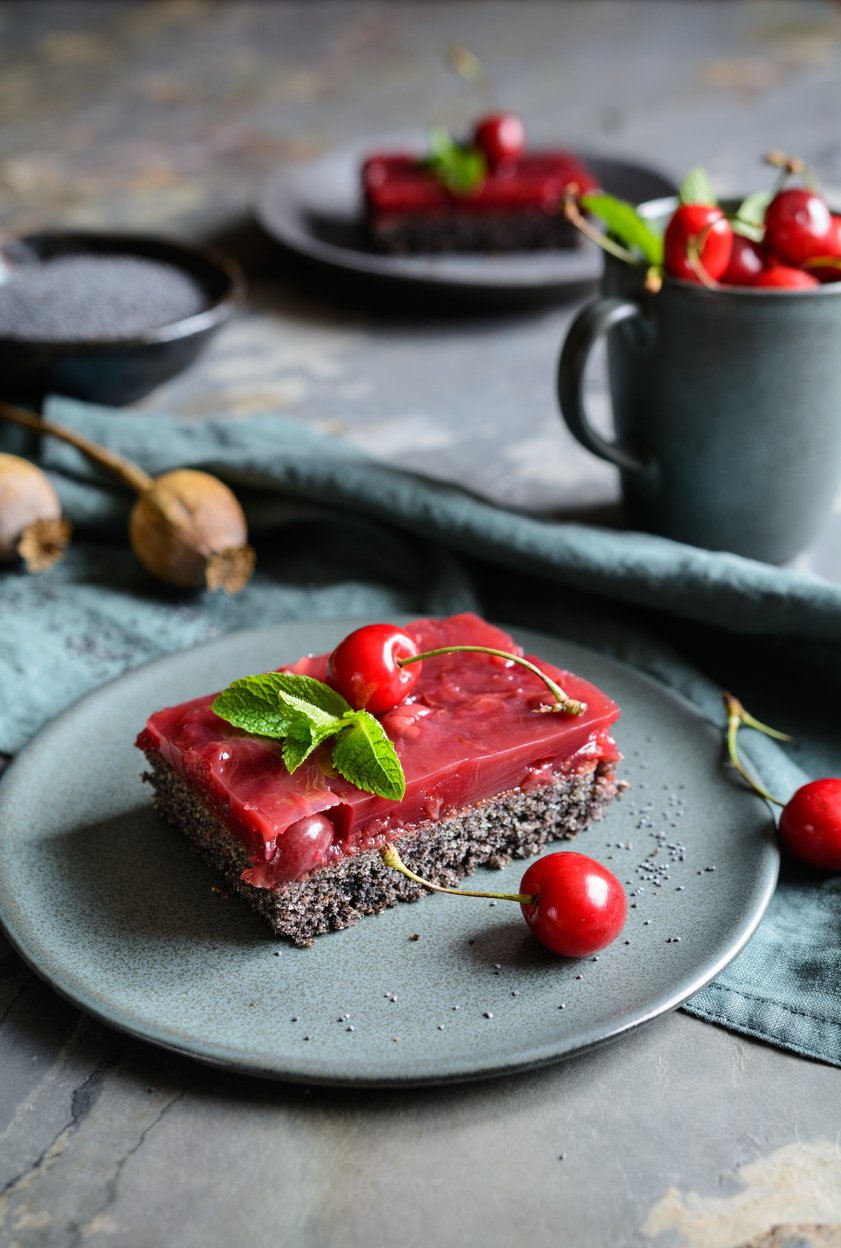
[327,623,627,958]
[665,186,841,289]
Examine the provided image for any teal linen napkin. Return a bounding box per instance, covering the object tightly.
[2,395,840,1067]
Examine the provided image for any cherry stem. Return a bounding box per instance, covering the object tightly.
[445,46,496,108]
[0,400,153,495]
[722,691,788,807]
[763,149,818,195]
[397,645,587,715]
[381,843,535,904]
[686,224,720,289]
[562,193,645,269]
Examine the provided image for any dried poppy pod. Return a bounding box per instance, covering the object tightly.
[130,468,254,592]
[0,402,255,593]
[0,452,72,572]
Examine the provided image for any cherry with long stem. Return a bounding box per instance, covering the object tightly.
[723,692,841,872]
[381,844,628,957]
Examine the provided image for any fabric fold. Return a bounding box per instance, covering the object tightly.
[0,395,837,1067]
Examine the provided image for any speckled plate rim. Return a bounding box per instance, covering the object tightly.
[254,136,676,297]
[0,620,778,1086]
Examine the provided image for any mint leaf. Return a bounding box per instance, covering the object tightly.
[733,190,770,241]
[422,126,486,195]
[212,673,297,738]
[678,167,716,207]
[273,673,352,719]
[332,711,406,801]
[580,193,664,266]
[212,669,407,801]
[282,713,339,773]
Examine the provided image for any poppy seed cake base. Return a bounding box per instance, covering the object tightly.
[142,754,623,947]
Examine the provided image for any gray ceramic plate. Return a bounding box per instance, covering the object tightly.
[255,136,675,303]
[0,621,777,1086]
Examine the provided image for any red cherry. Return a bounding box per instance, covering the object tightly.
[473,112,525,168]
[750,265,819,289]
[327,624,421,714]
[720,234,766,285]
[778,778,841,870]
[519,852,627,957]
[807,214,841,283]
[764,188,832,265]
[664,204,734,283]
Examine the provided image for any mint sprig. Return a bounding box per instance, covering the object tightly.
[579,192,664,266]
[421,125,486,195]
[211,672,406,801]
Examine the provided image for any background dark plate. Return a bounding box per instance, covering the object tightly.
[255,137,675,305]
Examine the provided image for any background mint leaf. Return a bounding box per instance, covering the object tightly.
[332,711,406,800]
[211,673,296,738]
[678,167,716,207]
[580,193,664,266]
[274,672,351,719]
[422,126,486,195]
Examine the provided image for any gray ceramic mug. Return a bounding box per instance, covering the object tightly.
[557,202,841,563]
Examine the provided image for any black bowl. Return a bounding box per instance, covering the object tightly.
[0,230,244,406]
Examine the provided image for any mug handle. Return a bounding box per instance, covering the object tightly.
[557,297,651,475]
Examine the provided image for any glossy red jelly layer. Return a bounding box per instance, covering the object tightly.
[137,614,620,888]
[362,151,599,218]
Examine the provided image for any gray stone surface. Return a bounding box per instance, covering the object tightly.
[1,3,841,1246]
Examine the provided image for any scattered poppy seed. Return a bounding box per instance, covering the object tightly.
[483,1011,493,1019]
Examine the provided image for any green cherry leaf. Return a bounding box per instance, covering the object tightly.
[332,711,406,801]
[678,167,716,208]
[733,190,771,241]
[579,193,664,266]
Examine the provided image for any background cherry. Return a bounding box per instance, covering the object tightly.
[327,623,420,714]
[778,779,841,871]
[806,214,841,283]
[519,852,627,956]
[764,188,832,265]
[473,112,525,167]
[720,235,766,286]
[664,204,733,283]
[750,266,819,289]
